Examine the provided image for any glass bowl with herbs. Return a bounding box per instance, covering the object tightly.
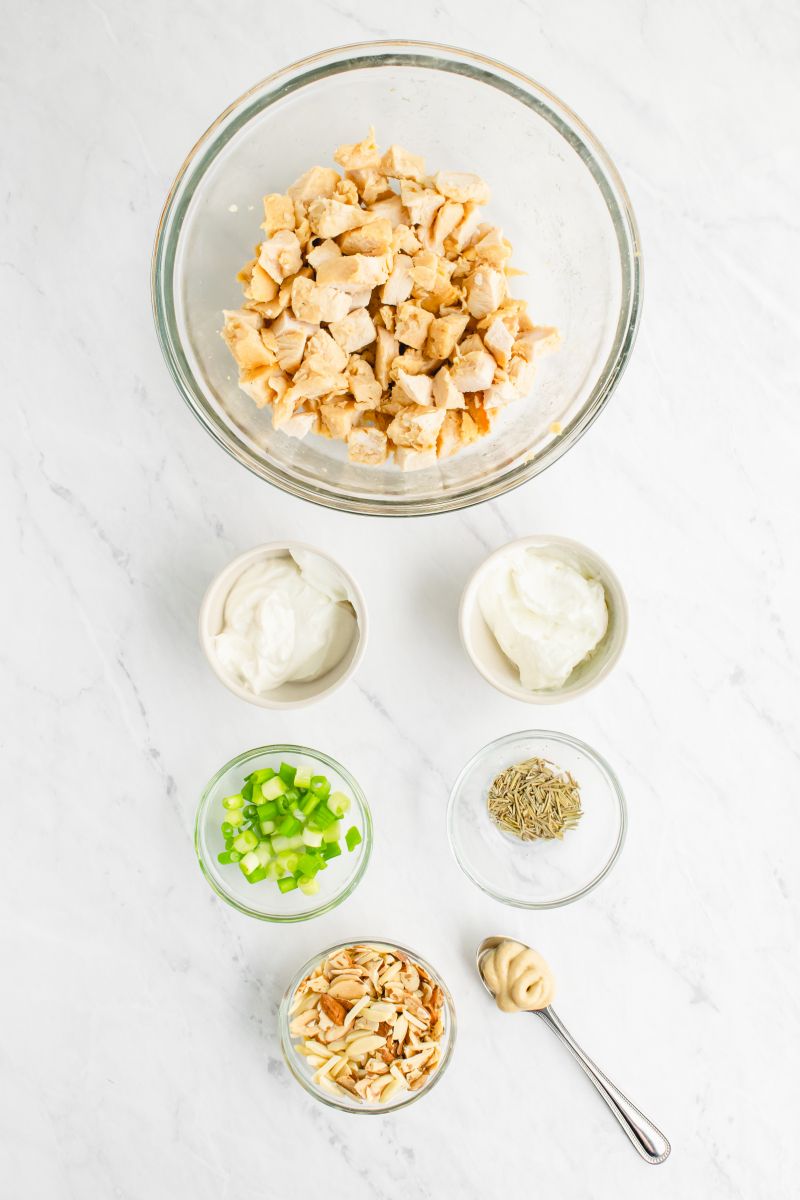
[195,744,372,921]
[447,730,626,908]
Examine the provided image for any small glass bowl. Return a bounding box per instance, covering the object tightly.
[195,745,372,921]
[152,40,641,516]
[279,939,457,1113]
[447,731,626,908]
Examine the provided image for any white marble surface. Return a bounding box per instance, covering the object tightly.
[3,2,799,1195]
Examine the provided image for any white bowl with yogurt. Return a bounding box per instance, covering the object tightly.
[199,542,367,709]
[459,535,627,703]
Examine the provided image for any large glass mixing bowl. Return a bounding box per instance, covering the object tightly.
[152,41,642,516]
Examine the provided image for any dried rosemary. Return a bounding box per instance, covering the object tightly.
[487,756,583,842]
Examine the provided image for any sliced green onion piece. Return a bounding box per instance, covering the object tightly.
[233,829,259,854]
[300,791,322,816]
[328,791,351,818]
[309,803,337,831]
[278,876,298,893]
[256,800,279,821]
[255,843,272,868]
[309,775,331,800]
[271,833,304,853]
[224,836,235,850]
[243,804,258,820]
[226,808,246,827]
[222,793,244,811]
[259,819,276,836]
[276,849,300,874]
[228,850,242,863]
[261,776,288,802]
[321,841,341,860]
[295,852,320,878]
[265,860,283,881]
[221,821,234,837]
[217,850,233,864]
[247,866,267,884]
[239,851,260,876]
[302,828,323,848]
[279,763,297,787]
[345,826,362,852]
[322,822,341,844]
[241,780,254,802]
[246,768,276,784]
[277,815,302,837]
[294,766,312,790]
[298,876,320,896]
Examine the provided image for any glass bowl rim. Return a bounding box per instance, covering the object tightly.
[278,936,457,1113]
[151,38,643,517]
[446,728,627,909]
[194,743,373,922]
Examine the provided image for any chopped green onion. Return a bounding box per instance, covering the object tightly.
[298,876,320,896]
[259,819,276,836]
[300,791,322,817]
[277,876,298,893]
[217,850,234,864]
[295,852,321,878]
[294,766,312,789]
[247,866,267,884]
[276,849,300,874]
[309,803,337,831]
[233,829,259,854]
[226,808,246,827]
[321,841,341,860]
[345,826,362,852]
[224,836,235,850]
[328,791,351,818]
[243,804,257,820]
[309,776,331,800]
[261,776,288,802]
[302,828,323,848]
[322,822,341,844]
[256,801,278,821]
[279,763,297,787]
[277,815,302,837]
[222,793,244,811]
[241,780,254,802]
[270,833,304,853]
[246,768,276,784]
[239,850,260,876]
[221,821,234,837]
[228,850,242,863]
[255,843,272,868]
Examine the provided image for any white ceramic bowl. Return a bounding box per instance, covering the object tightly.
[198,542,367,708]
[459,534,627,703]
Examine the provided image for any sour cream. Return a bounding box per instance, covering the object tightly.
[478,548,608,691]
[214,552,357,695]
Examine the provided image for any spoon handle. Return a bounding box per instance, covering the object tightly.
[536,1006,671,1164]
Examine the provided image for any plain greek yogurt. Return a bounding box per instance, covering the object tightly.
[214,551,357,696]
[478,548,608,690]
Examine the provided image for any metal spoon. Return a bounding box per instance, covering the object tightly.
[477,936,671,1165]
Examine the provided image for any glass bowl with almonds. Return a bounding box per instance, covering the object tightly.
[279,940,457,1112]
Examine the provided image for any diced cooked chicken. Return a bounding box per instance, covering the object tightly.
[348,356,382,409]
[365,194,408,229]
[381,254,414,305]
[287,166,340,202]
[400,181,445,229]
[465,265,507,318]
[305,328,348,373]
[394,368,433,407]
[432,170,491,205]
[437,410,465,457]
[308,198,372,238]
[280,411,317,439]
[291,276,351,324]
[427,201,464,254]
[243,262,280,303]
[513,326,561,360]
[237,366,288,408]
[261,193,296,236]
[348,426,388,465]
[374,326,399,389]
[319,400,359,439]
[334,127,381,171]
[306,239,341,271]
[450,349,497,392]
[472,225,512,267]
[221,309,276,370]
[452,202,483,251]
[394,446,437,471]
[338,218,393,256]
[387,405,446,451]
[394,302,434,350]
[224,131,558,467]
[483,316,516,368]
[258,230,302,283]
[345,169,393,205]
[271,310,318,373]
[432,365,465,409]
[424,312,469,359]
[328,307,376,354]
[315,254,389,293]
[380,144,425,181]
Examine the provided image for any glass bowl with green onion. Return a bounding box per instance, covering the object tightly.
[195,744,372,921]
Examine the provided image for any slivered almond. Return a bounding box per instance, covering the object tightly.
[319,994,347,1025]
